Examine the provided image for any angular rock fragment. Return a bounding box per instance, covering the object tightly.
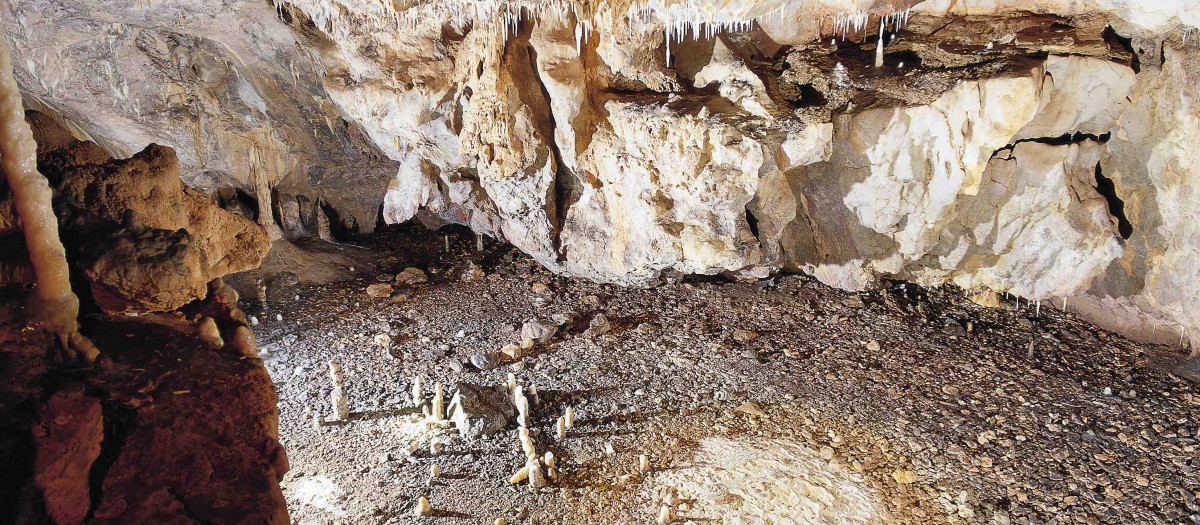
[520,319,558,344]
[447,382,515,439]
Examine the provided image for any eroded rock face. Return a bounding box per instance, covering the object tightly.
[6,1,1199,347]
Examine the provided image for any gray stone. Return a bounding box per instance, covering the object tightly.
[470,351,500,371]
[447,382,515,439]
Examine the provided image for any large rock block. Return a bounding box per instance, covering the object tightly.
[41,141,270,313]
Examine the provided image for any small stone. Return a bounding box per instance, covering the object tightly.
[531,282,549,294]
[520,319,558,343]
[864,340,881,352]
[942,385,960,396]
[732,329,759,342]
[587,313,612,336]
[366,283,394,298]
[470,351,500,370]
[501,343,523,360]
[736,401,766,417]
[461,261,486,282]
[395,267,428,285]
[373,333,392,346]
[893,470,918,484]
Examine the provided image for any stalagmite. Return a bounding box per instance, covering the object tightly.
[197,317,224,348]
[414,496,433,517]
[565,406,574,429]
[510,464,530,483]
[517,395,530,427]
[526,457,546,489]
[638,454,650,473]
[657,505,672,524]
[329,360,349,421]
[874,18,884,67]
[519,426,535,457]
[507,372,516,394]
[0,36,80,338]
[432,381,445,422]
[556,416,565,439]
[412,375,423,406]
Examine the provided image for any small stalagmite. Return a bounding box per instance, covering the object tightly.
[518,426,535,457]
[412,375,423,406]
[517,395,530,428]
[231,326,258,358]
[556,416,565,439]
[509,464,530,484]
[432,382,445,422]
[656,505,672,524]
[526,457,546,489]
[564,406,574,429]
[197,317,223,348]
[414,496,433,517]
[638,454,650,473]
[329,360,349,421]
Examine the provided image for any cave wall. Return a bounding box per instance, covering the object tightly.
[3,0,1198,348]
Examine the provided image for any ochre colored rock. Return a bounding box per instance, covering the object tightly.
[41,142,270,313]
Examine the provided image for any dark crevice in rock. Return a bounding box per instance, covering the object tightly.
[85,402,134,520]
[524,44,577,262]
[990,131,1110,160]
[1103,26,1140,73]
[1094,162,1133,239]
[745,207,761,239]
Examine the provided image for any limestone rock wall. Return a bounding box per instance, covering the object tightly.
[0,0,397,236]
[5,0,1199,347]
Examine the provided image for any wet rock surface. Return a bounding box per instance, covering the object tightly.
[251,225,1199,524]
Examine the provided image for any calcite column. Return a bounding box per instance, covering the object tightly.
[0,37,78,336]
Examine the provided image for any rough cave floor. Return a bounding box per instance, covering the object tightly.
[240,225,1200,524]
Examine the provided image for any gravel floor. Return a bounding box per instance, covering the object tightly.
[242,225,1200,525]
